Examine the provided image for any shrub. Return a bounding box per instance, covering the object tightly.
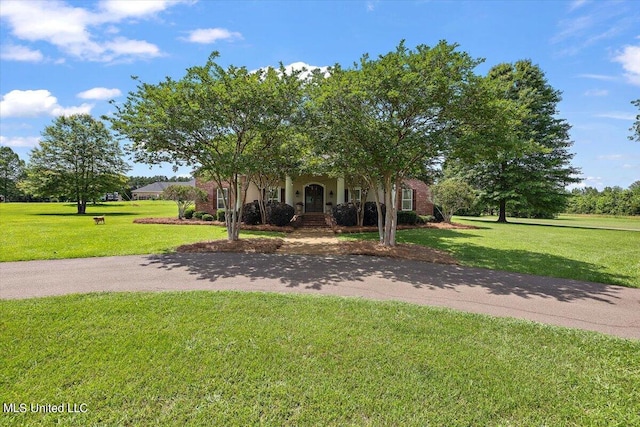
[332,203,357,226]
[266,202,295,226]
[194,211,206,219]
[433,205,444,223]
[242,201,262,225]
[216,210,225,222]
[184,207,195,219]
[421,215,436,223]
[363,202,385,226]
[202,214,214,221]
[397,210,418,225]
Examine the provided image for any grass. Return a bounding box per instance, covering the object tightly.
[343,215,640,288]
[469,213,640,231]
[1,291,638,426]
[2,202,638,287]
[0,201,279,261]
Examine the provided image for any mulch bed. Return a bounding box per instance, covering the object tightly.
[133,218,295,232]
[176,238,458,265]
[176,238,285,254]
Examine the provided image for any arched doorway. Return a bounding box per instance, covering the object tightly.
[304,184,324,213]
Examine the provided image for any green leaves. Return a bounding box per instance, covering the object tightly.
[23,114,129,213]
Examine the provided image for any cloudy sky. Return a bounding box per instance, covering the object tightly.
[1,0,638,188]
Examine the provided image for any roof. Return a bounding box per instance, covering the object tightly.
[133,180,195,194]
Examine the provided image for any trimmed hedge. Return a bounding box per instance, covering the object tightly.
[216,210,226,222]
[332,203,357,226]
[266,202,295,226]
[363,201,385,226]
[242,201,262,225]
[193,211,206,219]
[184,207,195,219]
[202,214,214,221]
[397,210,418,225]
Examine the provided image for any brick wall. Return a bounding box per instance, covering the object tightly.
[195,179,217,215]
[403,178,433,216]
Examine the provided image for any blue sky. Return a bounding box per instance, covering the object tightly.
[1,0,638,189]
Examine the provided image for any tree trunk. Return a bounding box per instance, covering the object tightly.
[382,174,396,247]
[77,200,86,214]
[497,199,507,223]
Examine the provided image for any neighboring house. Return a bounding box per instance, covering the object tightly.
[132,180,195,200]
[195,175,433,216]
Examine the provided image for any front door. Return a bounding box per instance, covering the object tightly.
[305,184,324,213]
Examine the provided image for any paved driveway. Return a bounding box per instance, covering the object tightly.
[1,253,639,339]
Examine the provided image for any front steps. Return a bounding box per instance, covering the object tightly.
[299,213,331,229]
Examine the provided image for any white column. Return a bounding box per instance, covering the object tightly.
[337,177,345,204]
[285,175,293,206]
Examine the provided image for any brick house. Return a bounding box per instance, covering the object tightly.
[195,175,433,217]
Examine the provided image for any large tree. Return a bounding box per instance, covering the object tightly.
[22,114,129,213]
[0,146,25,202]
[109,52,304,241]
[455,60,580,222]
[308,41,480,246]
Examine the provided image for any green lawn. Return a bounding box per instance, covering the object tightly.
[0,201,278,261]
[343,215,640,288]
[1,292,638,426]
[469,213,640,231]
[2,202,639,288]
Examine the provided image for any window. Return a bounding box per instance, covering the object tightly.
[349,188,362,203]
[401,188,413,211]
[267,187,280,203]
[217,188,228,210]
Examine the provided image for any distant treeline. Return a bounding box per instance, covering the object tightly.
[565,182,640,216]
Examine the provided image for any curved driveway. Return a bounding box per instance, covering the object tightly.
[1,253,639,339]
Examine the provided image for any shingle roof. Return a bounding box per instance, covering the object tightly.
[133,180,195,193]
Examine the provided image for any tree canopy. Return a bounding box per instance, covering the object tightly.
[308,40,481,245]
[22,114,130,214]
[451,60,580,222]
[110,52,305,241]
[163,184,207,219]
[0,146,25,202]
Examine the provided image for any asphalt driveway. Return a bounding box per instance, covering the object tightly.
[1,253,639,339]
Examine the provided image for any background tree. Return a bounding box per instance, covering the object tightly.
[454,60,580,222]
[0,146,25,202]
[110,52,304,241]
[431,178,476,223]
[631,99,640,142]
[22,114,130,214]
[308,41,480,246]
[163,184,207,219]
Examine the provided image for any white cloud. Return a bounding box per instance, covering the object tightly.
[0,44,44,62]
[597,154,623,160]
[568,0,588,12]
[577,73,617,81]
[0,135,41,148]
[0,0,186,63]
[584,89,608,97]
[77,87,122,100]
[98,0,179,19]
[0,89,93,118]
[184,28,243,44]
[103,37,161,59]
[613,44,640,86]
[595,112,636,120]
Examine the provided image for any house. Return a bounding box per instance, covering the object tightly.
[195,175,433,217]
[132,180,195,200]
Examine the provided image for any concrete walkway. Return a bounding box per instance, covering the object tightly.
[2,253,639,339]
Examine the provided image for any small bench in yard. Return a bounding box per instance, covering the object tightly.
[93,216,105,225]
